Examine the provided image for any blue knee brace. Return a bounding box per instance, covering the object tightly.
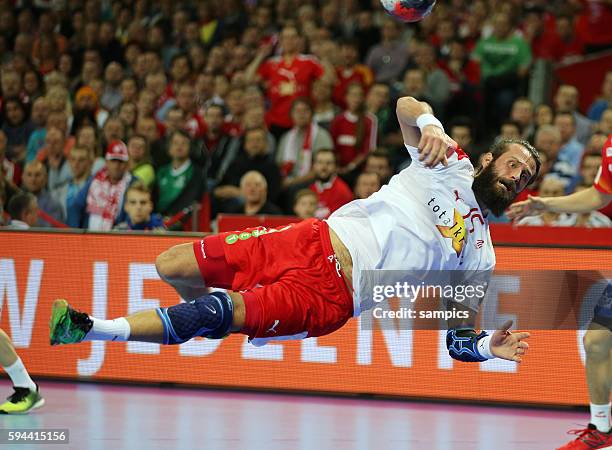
[156,292,234,345]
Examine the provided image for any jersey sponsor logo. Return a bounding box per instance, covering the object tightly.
[224,226,292,245]
[606,146,612,157]
[436,209,466,256]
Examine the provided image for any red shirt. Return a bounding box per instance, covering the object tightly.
[309,175,354,219]
[258,54,324,128]
[333,65,374,109]
[330,111,377,167]
[576,0,612,46]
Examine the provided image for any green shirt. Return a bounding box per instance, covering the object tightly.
[474,35,532,79]
[156,160,193,213]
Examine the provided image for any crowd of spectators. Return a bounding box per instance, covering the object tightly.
[1,0,611,232]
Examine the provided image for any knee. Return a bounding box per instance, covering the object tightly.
[583,329,612,359]
[156,245,187,283]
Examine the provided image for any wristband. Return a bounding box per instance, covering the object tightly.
[416,113,444,133]
[446,328,492,362]
[476,334,495,360]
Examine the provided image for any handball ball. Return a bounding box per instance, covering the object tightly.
[379,0,437,23]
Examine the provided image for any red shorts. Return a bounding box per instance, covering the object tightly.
[192,219,353,340]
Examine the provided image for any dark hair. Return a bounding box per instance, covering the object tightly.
[367,149,390,162]
[554,111,576,126]
[290,96,313,114]
[313,148,337,164]
[501,119,522,131]
[485,139,542,184]
[449,116,473,133]
[169,129,191,142]
[7,192,36,221]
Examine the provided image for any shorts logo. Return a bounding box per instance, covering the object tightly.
[225,234,239,245]
[239,232,252,240]
[267,320,280,334]
[200,240,206,258]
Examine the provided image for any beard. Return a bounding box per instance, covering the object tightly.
[472,163,517,217]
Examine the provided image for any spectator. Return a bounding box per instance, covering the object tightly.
[100,62,124,112]
[549,14,585,62]
[39,127,71,191]
[473,12,532,134]
[553,84,593,145]
[1,98,34,164]
[5,192,38,230]
[535,103,554,129]
[333,39,374,109]
[0,130,20,185]
[120,77,138,104]
[366,83,392,144]
[497,120,522,141]
[114,181,165,231]
[449,117,475,157]
[137,116,166,169]
[118,101,137,135]
[309,149,353,219]
[365,18,409,84]
[75,124,104,173]
[100,116,126,153]
[597,108,612,135]
[534,125,576,192]
[312,79,338,130]
[222,86,245,138]
[554,112,584,171]
[510,97,536,141]
[154,130,205,228]
[222,170,282,216]
[216,127,281,206]
[364,150,393,185]
[202,104,241,188]
[293,189,318,220]
[53,146,93,220]
[246,24,331,136]
[438,39,481,122]
[278,98,334,188]
[588,71,612,121]
[517,175,574,226]
[20,160,64,227]
[73,140,134,230]
[127,134,155,189]
[26,110,68,162]
[580,133,608,186]
[353,172,381,200]
[413,42,451,118]
[330,83,377,174]
[242,104,276,156]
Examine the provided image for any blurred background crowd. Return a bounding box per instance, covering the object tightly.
[0,0,611,232]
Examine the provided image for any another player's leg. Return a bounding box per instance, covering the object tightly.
[50,291,246,345]
[557,321,612,450]
[0,329,44,414]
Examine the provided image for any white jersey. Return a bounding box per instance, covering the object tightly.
[326,144,496,316]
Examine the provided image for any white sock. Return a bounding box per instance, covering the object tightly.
[84,317,130,342]
[591,402,611,432]
[3,358,36,391]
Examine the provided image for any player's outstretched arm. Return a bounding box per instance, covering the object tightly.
[507,186,612,221]
[446,304,530,363]
[396,96,457,168]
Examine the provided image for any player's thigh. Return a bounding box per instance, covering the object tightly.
[583,321,612,357]
[241,279,352,339]
[155,242,202,285]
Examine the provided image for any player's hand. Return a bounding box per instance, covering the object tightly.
[489,320,530,363]
[418,125,457,168]
[506,195,548,222]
